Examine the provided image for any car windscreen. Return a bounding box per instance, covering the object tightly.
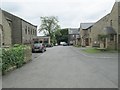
[34,43,42,47]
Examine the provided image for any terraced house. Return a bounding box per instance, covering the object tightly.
[0,9,37,47]
[79,23,94,47]
[89,2,120,50]
[68,28,79,45]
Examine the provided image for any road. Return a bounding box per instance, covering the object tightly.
[2,46,118,88]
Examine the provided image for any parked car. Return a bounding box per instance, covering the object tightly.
[32,43,46,53]
[45,43,53,47]
[63,42,68,46]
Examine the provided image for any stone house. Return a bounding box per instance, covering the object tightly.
[68,28,79,45]
[0,9,12,47]
[90,2,119,50]
[79,23,94,47]
[2,10,37,46]
[21,20,37,44]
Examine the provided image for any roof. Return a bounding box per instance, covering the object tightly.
[80,23,94,30]
[2,10,37,27]
[68,28,79,34]
[102,27,117,35]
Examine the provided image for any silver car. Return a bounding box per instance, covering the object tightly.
[32,43,46,53]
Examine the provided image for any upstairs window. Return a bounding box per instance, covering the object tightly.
[28,27,30,34]
[25,26,27,34]
[110,20,112,27]
[31,29,32,35]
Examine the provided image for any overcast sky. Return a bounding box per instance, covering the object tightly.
[1,0,116,35]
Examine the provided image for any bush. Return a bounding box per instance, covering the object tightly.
[1,45,30,74]
[74,45,81,47]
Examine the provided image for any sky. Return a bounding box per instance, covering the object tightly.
[1,0,116,36]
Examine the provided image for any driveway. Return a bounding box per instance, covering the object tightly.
[2,46,118,88]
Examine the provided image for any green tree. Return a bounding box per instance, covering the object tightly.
[39,16,60,44]
[55,28,68,45]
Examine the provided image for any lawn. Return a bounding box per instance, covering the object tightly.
[82,48,101,53]
[82,48,117,53]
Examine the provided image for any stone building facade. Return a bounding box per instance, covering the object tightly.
[79,23,94,47]
[0,9,12,47]
[68,28,79,45]
[21,20,37,44]
[90,2,119,50]
[2,10,37,45]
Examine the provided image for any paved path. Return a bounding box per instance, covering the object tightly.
[2,46,118,88]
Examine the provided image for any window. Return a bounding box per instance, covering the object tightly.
[31,29,32,35]
[33,30,34,35]
[32,29,34,35]
[28,27,30,34]
[35,30,37,35]
[25,26,27,34]
[110,20,112,27]
[110,34,114,41]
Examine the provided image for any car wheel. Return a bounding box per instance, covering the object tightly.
[41,49,44,53]
[44,49,46,51]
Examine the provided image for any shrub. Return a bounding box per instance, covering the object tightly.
[1,45,30,74]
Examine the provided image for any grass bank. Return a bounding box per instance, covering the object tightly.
[82,48,117,54]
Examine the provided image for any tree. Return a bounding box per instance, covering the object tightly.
[55,28,68,45]
[39,16,60,44]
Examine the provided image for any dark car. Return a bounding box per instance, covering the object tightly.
[45,43,53,47]
[32,43,46,53]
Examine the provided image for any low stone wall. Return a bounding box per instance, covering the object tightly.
[24,46,32,63]
[107,41,116,50]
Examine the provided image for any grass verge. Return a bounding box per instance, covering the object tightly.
[82,48,101,53]
[82,48,117,53]
[74,45,81,48]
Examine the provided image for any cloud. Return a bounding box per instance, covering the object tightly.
[1,0,115,35]
[1,2,21,12]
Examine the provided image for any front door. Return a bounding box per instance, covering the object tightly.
[85,38,89,46]
[103,38,106,48]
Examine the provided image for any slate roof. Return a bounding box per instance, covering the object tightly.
[68,28,79,34]
[80,23,94,30]
[102,27,117,35]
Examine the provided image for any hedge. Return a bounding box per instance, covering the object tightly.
[1,45,31,75]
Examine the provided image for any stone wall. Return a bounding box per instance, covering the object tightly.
[2,10,37,45]
[90,14,109,46]
[22,20,37,44]
[90,2,119,49]
[2,10,22,45]
[1,11,12,46]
